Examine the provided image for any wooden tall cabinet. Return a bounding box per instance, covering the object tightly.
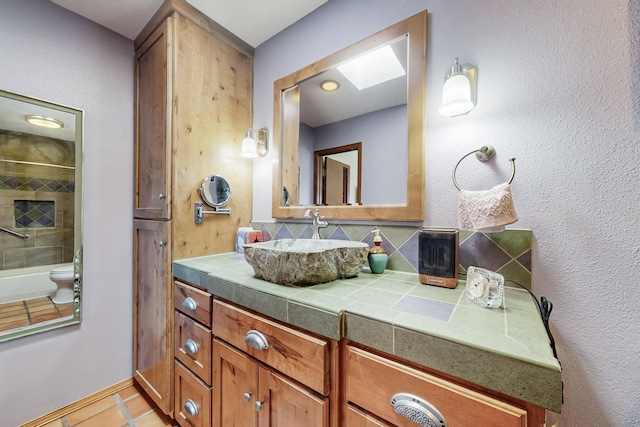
[133,0,254,417]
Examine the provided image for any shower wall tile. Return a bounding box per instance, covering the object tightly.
[14,200,55,228]
[0,175,74,193]
[4,247,63,269]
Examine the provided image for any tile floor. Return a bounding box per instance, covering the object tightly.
[39,383,177,427]
[0,296,73,332]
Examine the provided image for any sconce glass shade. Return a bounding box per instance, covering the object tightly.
[240,134,258,158]
[240,127,269,158]
[439,58,477,117]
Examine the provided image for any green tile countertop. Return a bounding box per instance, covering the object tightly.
[173,252,562,413]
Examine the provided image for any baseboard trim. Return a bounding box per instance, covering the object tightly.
[20,377,135,427]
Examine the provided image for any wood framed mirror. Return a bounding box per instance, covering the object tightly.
[272,11,426,221]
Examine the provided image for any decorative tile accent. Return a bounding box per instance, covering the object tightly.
[14,200,55,228]
[327,226,351,240]
[459,229,533,289]
[250,222,532,289]
[0,175,74,193]
[459,232,512,272]
[273,225,294,240]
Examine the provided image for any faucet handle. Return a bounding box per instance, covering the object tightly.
[304,208,320,219]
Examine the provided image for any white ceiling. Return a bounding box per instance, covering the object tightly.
[50,0,327,46]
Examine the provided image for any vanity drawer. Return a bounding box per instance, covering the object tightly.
[345,345,528,427]
[174,360,211,427]
[346,404,394,426]
[174,311,212,385]
[174,281,212,327]
[213,299,330,395]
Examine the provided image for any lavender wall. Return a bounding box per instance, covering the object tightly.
[314,105,407,205]
[253,1,640,425]
[0,1,134,425]
[299,105,407,205]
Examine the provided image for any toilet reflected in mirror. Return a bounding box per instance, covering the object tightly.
[49,264,74,304]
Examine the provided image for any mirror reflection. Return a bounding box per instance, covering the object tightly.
[0,89,83,342]
[313,142,362,205]
[272,11,426,221]
[298,37,407,206]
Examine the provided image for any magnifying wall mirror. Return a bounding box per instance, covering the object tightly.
[200,175,232,208]
[272,11,426,221]
[0,89,83,343]
[194,175,232,222]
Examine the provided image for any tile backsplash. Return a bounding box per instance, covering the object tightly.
[251,222,532,290]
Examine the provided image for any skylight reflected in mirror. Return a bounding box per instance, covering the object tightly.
[337,45,406,90]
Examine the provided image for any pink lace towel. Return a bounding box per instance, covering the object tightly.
[458,182,518,232]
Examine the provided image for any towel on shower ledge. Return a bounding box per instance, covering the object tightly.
[458,182,518,232]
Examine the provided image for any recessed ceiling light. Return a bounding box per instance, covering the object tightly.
[24,115,64,129]
[320,80,340,91]
[337,45,405,90]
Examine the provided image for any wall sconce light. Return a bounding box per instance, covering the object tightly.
[240,127,269,158]
[439,58,477,117]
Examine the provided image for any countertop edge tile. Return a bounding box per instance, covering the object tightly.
[393,325,563,413]
[286,301,341,340]
[344,314,394,355]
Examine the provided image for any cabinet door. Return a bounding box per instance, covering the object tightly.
[257,366,329,427]
[213,339,258,427]
[134,18,172,220]
[134,219,173,415]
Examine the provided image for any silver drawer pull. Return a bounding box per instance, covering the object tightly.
[243,392,252,403]
[255,400,264,412]
[158,193,166,200]
[390,393,447,427]
[184,398,199,416]
[182,297,197,311]
[157,241,166,247]
[245,330,269,351]
[184,338,199,354]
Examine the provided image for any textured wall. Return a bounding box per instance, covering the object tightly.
[0,1,134,425]
[253,0,640,425]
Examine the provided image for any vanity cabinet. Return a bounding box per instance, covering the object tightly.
[173,281,213,427]
[133,0,254,417]
[344,344,543,427]
[212,299,333,426]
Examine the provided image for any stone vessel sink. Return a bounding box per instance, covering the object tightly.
[243,239,369,286]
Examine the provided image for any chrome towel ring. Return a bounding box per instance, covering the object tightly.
[452,145,516,191]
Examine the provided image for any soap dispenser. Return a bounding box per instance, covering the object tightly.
[368,229,388,274]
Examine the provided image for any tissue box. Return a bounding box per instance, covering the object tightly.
[236,228,263,253]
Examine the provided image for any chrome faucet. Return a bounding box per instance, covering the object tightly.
[304,209,328,239]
